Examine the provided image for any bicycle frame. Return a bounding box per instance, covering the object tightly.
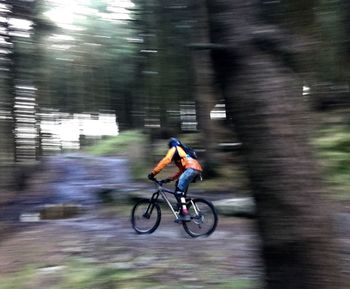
[149,182,198,221]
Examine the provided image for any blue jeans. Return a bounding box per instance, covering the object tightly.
[177,168,200,194]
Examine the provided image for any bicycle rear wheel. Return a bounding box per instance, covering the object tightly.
[131,199,161,234]
[182,198,218,237]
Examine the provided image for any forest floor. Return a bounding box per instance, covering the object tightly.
[0,154,348,289]
[0,206,261,289]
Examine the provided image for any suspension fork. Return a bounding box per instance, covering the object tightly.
[144,191,159,218]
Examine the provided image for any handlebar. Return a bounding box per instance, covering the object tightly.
[149,177,176,195]
[150,177,162,186]
[149,177,172,187]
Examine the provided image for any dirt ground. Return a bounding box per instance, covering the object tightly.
[0,205,261,288]
[0,155,348,288]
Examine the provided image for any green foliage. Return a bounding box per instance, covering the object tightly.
[53,261,158,289]
[35,0,139,114]
[0,266,36,289]
[85,130,145,156]
[0,261,158,289]
[215,278,256,289]
[314,0,349,82]
[314,123,350,198]
[84,130,149,179]
[0,259,257,289]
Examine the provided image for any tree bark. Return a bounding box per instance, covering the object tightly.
[189,0,218,175]
[206,0,345,288]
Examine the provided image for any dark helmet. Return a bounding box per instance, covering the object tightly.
[168,137,181,148]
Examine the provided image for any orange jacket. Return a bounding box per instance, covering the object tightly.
[151,146,202,180]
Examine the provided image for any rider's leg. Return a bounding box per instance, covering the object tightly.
[176,169,199,197]
[176,169,199,220]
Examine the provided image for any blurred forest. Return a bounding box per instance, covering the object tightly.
[0,0,350,288]
[1,0,350,193]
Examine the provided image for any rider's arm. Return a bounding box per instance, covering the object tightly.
[151,147,176,176]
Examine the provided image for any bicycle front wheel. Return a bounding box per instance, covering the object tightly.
[183,198,218,238]
[131,199,161,234]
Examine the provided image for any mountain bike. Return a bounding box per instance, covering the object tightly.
[131,178,218,237]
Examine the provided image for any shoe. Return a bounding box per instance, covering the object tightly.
[177,209,191,222]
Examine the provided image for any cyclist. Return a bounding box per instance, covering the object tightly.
[148,137,203,222]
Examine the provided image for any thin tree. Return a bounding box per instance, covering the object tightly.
[188,0,218,176]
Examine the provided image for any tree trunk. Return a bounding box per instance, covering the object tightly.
[206,0,345,288]
[189,0,218,176]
